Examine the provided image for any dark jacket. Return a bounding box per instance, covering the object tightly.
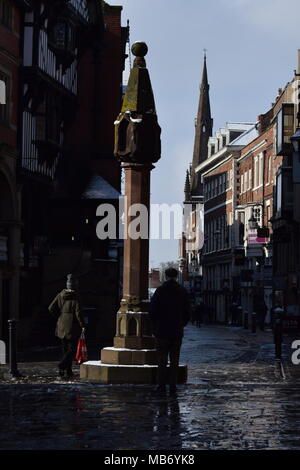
[150,280,190,339]
[48,289,84,340]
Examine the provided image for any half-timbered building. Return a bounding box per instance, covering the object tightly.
[0,0,31,343]
[18,0,128,345]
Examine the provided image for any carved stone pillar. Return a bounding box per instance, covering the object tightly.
[80,42,187,383]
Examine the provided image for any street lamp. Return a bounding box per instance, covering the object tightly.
[248,210,258,230]
[222,279,230,324]
[191,255,197,270]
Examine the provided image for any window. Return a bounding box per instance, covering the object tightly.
[238,211,245,245]
[212,179,215,197]
[241,173,244,193]
[0,0,12,29]
[266,157,271,184]
[276,110,282,156]
[276,172,282,213]
[244,171,248,191]
[226,172,229,189]
[266,204,272,224]
[222,173,226,192]
[254,156,259,187]
[35,92,61,144]
[0,71,9,124]
[248,169,252,189]
[275,168,293,216]
[259,154,263,186]
[276,104,294,155]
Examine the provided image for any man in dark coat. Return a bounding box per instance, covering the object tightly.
[150,267,190,394]
[48,274,85,378]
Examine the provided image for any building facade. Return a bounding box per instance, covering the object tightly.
[0,0,29,342]
[0,0,129,347]
[196,123,258,323]
[182,49,300,329]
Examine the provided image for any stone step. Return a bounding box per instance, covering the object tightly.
[80,361,188,384]
[101,347,157,365]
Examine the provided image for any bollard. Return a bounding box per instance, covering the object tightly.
[251,312,257,334]
[273,307,284,359]
[244,310,248,329]
[237,306,243,326]
[274,318,283,359]
[8,319,21,378]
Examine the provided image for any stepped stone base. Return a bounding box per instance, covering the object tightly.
[101,347,157,365]
[113,336,155,349]
[80,361,188,384]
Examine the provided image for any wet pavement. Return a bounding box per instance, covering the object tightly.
[1,324,300,450]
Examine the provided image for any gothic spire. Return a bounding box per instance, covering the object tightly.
[190,54,213,196]
[184,169,191,202]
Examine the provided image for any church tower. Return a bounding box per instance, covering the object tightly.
[189,54,213,198]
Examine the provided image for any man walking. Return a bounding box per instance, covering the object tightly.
[150,267,190,394]
[48,274,85,378]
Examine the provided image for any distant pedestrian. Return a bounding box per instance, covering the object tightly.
[273,305,284,359]
[150,268,190,394]
[230,302,238,326]
[256,300,268,331]
[48,274,85,378]
[194,301,204,327]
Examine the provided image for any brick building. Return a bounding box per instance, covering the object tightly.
[236,124,276,321]
[196,123,258,322]
[0,0,30,342]
[271,57,298,319]
[182,49,300,329]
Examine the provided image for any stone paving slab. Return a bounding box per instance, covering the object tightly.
[0,366,299,450]
[0,324,300,450]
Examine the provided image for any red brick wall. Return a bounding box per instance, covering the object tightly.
[239,125,280,231]
[0,5,22,148]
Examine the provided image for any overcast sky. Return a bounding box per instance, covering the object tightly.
[108,0,300,267]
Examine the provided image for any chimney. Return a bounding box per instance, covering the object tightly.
[298,49,300,74]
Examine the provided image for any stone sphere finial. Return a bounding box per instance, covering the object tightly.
[131,41,148,58]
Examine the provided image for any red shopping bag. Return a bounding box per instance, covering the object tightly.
[76,331,88,364]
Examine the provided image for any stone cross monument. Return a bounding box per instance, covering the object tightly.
[80,42,187,383]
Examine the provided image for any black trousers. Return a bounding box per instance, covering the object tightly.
[156,337,182,386]
[59,338,75,372]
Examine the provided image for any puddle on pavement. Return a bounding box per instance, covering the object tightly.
[0,379,300,450]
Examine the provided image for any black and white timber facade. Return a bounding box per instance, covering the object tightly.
[20,0,96,180]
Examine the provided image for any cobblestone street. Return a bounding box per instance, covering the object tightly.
[1,324,300,450]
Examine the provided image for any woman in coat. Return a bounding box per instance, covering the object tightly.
[48,274,85,378]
